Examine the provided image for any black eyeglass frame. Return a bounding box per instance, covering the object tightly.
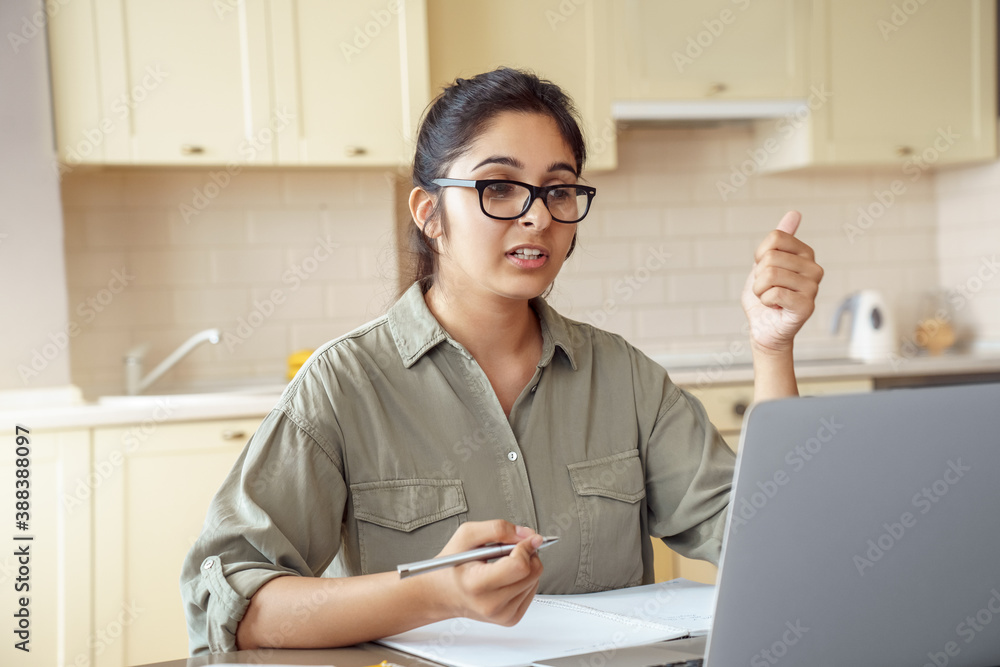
[431,178,597,224]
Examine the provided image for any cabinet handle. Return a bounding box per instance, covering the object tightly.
[345,146,367,157]
[895,145,914,157]
[221,430,247,440]
[181,144,205,155]
[706,83,728,96]
[732,402,748,417]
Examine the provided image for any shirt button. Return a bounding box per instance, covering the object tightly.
[202,559,214,570]
[530,385,538,393]
[507,451,518,461]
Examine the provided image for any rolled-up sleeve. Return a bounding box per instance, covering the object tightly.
[179,406,348,655]
[630,348,736,566]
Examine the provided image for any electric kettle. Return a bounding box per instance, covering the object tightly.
[831,290,897,361]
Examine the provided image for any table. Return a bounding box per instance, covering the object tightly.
[135,644,443,667]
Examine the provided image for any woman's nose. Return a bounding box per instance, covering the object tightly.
[518,196,552,230]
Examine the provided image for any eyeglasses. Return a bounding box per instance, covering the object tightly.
[431,178,597,224]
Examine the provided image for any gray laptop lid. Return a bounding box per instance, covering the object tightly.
[705,382,1000,667]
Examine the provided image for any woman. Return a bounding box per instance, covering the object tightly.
[180,67,823,654]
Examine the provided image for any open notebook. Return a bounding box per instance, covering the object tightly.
[376,578,715,667]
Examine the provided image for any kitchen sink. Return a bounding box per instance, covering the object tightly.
[95,382,288,408]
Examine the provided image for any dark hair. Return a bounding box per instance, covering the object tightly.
[403,67,587,294]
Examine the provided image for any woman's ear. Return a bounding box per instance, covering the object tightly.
[409,187,440,239]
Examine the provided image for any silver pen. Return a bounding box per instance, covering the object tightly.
[397,536,559,578]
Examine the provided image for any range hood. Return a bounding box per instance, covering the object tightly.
[612,99,809,122]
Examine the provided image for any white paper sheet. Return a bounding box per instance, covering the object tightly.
[376,579,715,667]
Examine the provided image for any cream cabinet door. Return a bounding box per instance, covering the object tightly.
[426,0,616,171]
[269,0,430,166]
[50,0,274,166]
[91,418,261,667]
[612,0,809,100]
[818,0,995,165]
[0,428,91,667]
[760,0,997,169]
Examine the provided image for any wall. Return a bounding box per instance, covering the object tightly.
[549,124,941,358]
[935,158,1000,347]
[0,0,75,397]
[61,122,953,398]
[62,169,399,398]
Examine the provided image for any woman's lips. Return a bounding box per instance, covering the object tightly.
[506,248,548,269]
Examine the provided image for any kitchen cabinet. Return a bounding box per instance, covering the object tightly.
[50,0,274,166]
[611,0,810,101]
[755,0,997,170]
[269,0,430,165]
[91,418,259,667]
[426,0,617,171]
[0,428,91,667]
[651,377,873,585]
[48,1,430,167]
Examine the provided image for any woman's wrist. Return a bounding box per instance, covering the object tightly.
[750,341,798,402]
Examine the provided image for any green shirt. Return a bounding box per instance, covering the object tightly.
[180,282,736,654]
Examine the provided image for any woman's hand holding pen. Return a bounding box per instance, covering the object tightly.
[429,520,544,627]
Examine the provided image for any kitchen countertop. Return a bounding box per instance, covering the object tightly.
[656,349,1000,387]
[5,351,1000,431]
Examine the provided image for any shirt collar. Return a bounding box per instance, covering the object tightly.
[387,282,579,371]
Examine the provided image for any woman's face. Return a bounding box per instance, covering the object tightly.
[423,111,580,303]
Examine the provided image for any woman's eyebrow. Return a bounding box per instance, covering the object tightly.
[471,155,524,171]
[470,155,578,177]
[547,161,578,176]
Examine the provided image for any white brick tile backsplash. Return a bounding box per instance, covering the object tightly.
[213,324,288,364]
[749,171,815,201]
[585,171,631,205]
[328,282,388,321]
[878,231,939,262]
[59,127,1000,392]
[666,206,725,236]
[571,240,636,275]
[291,322,355,351]
[284,244,360,282]
[211,248,285,284]
[128,249,211,287]
[636,306,696,339]
[632,171,695,204]
[60,171,126,206]
[547,276,605,314]
[173,288,250,326]
[168,208,249,245]
[281,171,362,206]
[600,208,662,238]
[936,157,1000,194]
[723,204,794,236]
[248,209,323,243]
[696,305,746,337]
[669,273,726,303]
[64,251,129,287]
[603,274,666,306]
[251,283,327,321]
[695,237,755,269]
[356,171,397,206]
[84,209,172,248]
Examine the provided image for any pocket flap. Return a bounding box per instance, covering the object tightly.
[352,479,467,532]
[568,450,646,503]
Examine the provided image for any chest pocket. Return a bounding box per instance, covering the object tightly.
[568,450,646,591]
[351,479,468,575]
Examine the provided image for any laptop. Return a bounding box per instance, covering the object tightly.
[539,381,1000,667]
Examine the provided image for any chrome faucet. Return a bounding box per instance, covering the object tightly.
[124,328,221,395]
